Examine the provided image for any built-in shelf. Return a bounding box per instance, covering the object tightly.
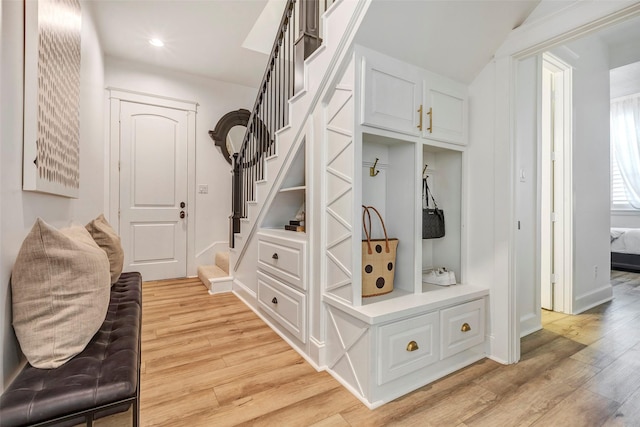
[258,227,306,241]
[324,283,489,325]
[261,140,306,231]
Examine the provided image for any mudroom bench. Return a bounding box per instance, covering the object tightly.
[0,272,142,427]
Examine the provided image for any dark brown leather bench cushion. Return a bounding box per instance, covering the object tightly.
[0,272,141,427]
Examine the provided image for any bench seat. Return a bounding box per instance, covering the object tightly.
[0,272,142,427]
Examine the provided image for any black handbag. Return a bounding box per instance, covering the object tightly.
[422,177,445,239]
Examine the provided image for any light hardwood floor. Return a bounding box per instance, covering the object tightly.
[95,270,640,426]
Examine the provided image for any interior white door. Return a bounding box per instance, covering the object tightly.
[119,101,189,280]
[541,66,554,311]
[540,54,569,313]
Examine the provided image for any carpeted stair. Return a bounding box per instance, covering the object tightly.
[197,251,232,294]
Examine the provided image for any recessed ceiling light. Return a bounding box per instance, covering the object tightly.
[149,38,164,47]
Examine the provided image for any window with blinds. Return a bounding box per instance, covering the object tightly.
[610,92,640,211]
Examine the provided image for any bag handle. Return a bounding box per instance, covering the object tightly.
[362,205,390,254]
[423,177,439,210]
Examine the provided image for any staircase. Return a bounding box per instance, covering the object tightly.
[229,0,369,282]
[197,251,232,294]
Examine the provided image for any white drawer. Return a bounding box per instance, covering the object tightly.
[258,233,305,291]
[257,271,306,343]
[440,299,485,359]
[377,312,439,385]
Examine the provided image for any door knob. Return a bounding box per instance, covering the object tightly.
[180,201,186,208]
[180,211,185,219]
[271,297,278,304]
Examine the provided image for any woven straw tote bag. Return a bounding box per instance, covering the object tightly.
[361,205,398,297]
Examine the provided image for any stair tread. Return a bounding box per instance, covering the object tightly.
[197,264,228,278]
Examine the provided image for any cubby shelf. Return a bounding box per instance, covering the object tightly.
[279,185,306,193]
[261,141,306,231]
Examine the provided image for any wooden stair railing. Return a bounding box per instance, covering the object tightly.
[230,0,331,248]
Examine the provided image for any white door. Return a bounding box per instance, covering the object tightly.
[541,65,554,311]
[119,101,189,280]
[540,54,571,313]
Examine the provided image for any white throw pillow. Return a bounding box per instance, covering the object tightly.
[11,218,111,369]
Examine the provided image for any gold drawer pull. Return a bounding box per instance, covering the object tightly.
[461,323,471,332]
[417,105,423,131]
[272,253,279,260]
[406,341,419,352]
[427,107,433,133]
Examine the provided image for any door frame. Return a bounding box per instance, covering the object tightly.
[107,88,198,277]
[539,53,573,314]
[493,2,640,364]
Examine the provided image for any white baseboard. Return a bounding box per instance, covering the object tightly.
[208,279,233,295]
[309,337,326,369]
[232,283,323,372]
[325,368,380,409]
[573,284,613,314]
[520,312,542,338]
[232,278,256,301]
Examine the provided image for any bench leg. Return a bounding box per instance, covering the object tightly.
[87,414,94,427]
[133,397,140,427]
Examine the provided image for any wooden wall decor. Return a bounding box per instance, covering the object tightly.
[23,0,82,198]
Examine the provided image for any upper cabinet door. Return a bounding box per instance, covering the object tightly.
[423,72,468,145]
[361,49,423,137]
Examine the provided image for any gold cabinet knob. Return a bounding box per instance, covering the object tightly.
[461,323,471,332]
[406,341,419,352]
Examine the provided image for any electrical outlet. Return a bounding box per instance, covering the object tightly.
[198,185,208,194]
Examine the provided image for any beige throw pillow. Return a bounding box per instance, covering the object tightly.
[86,214,124,284]
[11,218,111,369]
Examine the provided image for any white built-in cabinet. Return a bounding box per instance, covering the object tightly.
[361,45,468,145]
[321,45,488,408]
[256,140,310,354]
[254,44,487,409]
[257,231,306,343]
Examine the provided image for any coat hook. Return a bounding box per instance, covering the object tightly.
[423,164,428,177]
[370,158,380,177]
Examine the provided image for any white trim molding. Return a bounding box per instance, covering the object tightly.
[106,88,198,277]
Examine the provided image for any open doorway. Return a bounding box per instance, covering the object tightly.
[516,18,625,339]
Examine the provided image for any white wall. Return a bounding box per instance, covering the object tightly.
[612,214,640,229]
[430,150,462,280]
[1,0,105,391]
[466,60,504,361]
[104,58,257,269]
[515,55,540,336]
[549,35,612,313]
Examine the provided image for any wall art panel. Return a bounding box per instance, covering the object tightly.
[23,0,82,198]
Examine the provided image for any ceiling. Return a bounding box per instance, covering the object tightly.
[89,0,543,88]
[353,1,540,84]
[88,0,639,90]
[87,0,275,88]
